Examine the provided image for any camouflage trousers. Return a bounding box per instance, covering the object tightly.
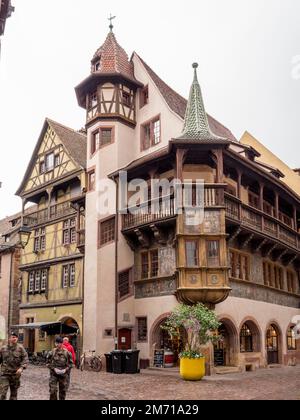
[0,374,21,400]
[49,371,69,400]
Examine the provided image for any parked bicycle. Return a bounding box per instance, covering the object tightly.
[28,351,49,366]
[80,350,103,372]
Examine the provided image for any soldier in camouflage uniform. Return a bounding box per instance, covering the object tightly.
[47,336,74,400]
[0,332,29,400]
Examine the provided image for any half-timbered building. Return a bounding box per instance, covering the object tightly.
[15,119,86,355]
[76,26,300,373]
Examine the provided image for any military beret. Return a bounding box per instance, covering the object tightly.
[55,336,63,344]
[10,332,18,338]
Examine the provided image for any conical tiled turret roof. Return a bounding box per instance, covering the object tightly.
[176,63,227,143]
[91,31,135,81]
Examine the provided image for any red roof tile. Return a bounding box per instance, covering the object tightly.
[92,32,136,81]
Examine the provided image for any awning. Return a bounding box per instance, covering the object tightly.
[12,322,78,335]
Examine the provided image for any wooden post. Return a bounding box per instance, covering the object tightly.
[275,192,279,238]
[237,170,242,200]
[176,149,188,182]
[275,192,279,219]
[259,183,264,211]
[259,183,264,232]
[47,187,53,221]
[293,206,297,231]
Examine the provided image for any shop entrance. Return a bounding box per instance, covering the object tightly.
[214,319,239,367]
[151,318,186,365]
[266,324,280,364]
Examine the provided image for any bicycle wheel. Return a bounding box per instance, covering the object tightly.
[90,357,102,372]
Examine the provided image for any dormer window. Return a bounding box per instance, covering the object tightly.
[95,60,101,71]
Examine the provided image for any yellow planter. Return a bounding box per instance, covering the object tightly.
[180,357,205,381]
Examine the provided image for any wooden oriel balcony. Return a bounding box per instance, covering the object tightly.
[23,200,76,228]
[76,229,85,254]
[122,184,226,231]
[225,193,300,251]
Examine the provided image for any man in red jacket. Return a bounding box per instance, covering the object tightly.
[63,338,76,364]
[63,337,76,390]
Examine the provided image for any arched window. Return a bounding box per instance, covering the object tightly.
[287,327,297,351]
[240,323,253,352]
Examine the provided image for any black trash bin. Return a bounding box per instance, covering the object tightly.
[105,353,113,373]
[112,350,125,374]
[124,350,140,374]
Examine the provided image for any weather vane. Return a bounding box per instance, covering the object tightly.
[108,14,116,32]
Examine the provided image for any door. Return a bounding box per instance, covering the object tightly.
[28,329,35,353]
[118,329,132,350]
[266,325,279,364]
[214,326,227,366]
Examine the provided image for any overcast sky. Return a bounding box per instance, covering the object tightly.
[0,0,299,219]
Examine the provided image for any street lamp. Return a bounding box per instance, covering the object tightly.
[18,226,31,249]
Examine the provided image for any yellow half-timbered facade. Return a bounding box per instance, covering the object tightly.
[16,119,86,355]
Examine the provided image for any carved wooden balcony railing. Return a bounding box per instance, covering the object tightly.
[122,184,226,231]
[23,200,76,228]
[77,229,85,253]
[122,197,176,230]
[225,194,299,251]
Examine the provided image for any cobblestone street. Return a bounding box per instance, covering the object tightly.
[16,364,300,400]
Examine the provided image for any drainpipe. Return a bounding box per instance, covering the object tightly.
[113,176,119,350]
[7,247,15,336]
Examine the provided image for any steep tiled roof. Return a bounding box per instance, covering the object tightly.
[176,63,228,144]
[46,119,87,169]
[92,32,136,81]
[136,54,237,142]
[16,119,87,196]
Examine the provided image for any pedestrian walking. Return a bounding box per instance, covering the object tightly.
[62,337,76,390]
[63,337,76,364]
[0,332,29,400]
[47,336,74,400]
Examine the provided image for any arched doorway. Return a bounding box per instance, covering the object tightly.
[151,317,186,364]
[240,320,261,353]
[214,319,239,367]
[59,317,80,354]
[266,324,281,364]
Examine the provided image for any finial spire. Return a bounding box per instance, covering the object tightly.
[108,14,116,32]
[176,63,226,141]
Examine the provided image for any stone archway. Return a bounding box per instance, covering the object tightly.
[59,316,81,354]
[265,322,283,365]
[239,318,262,353]
[214,317,239,367]
[150,314,186,364]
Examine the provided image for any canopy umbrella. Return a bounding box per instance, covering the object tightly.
[11,322,78,335]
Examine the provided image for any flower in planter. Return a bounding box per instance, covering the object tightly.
[162,303,221,359]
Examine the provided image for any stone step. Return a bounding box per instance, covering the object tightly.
[268,364,283,369]
[215,366,241,375]
[147,366,180,373]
